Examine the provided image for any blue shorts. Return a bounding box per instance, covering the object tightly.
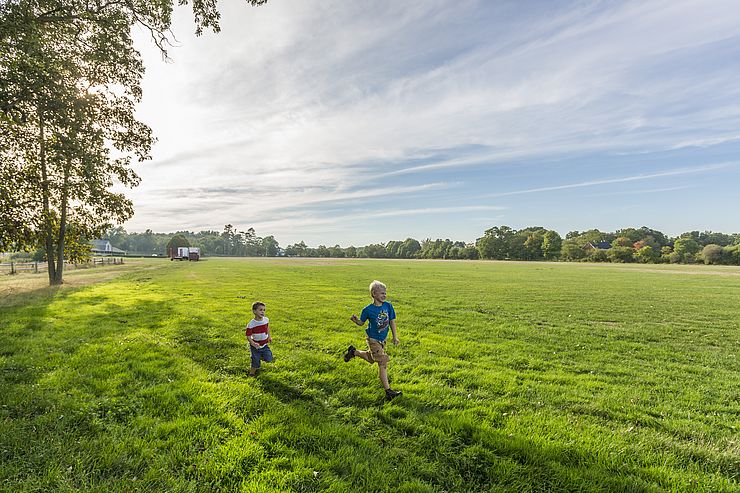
[250,345,273,369]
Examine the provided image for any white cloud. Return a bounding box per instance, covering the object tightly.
[125,0,740,243]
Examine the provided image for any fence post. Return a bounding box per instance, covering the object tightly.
[10,262,14,275]
[34,262,38,273]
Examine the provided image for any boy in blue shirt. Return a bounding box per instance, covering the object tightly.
[344,280,402,400]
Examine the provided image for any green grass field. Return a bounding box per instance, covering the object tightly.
[1,258,738,492]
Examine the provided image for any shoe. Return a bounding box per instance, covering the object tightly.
[343,345,356,362]
[385,388,402,400]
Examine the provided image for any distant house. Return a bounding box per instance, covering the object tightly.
[582,241,612,251]
[90,240,127,256]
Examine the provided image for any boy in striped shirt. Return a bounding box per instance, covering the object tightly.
[246,301,273,376]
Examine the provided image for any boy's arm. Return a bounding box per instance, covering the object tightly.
[350,314,366,326]
[247,334,260,348]
[390,320,399,345]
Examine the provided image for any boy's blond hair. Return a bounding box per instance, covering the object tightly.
[369,280,386,296]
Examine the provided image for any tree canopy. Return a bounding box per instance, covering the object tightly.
[0,0,266,284]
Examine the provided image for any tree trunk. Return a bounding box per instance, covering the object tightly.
[38,108,60,285]
[53,158,71,285]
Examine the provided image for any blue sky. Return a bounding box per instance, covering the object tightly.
[125,0,740,246]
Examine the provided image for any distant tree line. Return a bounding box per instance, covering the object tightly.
[103,225,280,258]
[80,224,740,266]
[481,226,740,265]
[7,222,725,266]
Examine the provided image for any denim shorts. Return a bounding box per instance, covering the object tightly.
[250,345,273,369]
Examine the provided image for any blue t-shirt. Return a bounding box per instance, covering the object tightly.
[361,301,396,341]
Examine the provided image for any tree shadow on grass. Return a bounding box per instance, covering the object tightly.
[0,283,63,309]
[254,373,319,406]
[174,323,246,377]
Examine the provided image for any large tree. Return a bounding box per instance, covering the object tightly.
[541,230,562,260]
[0,0,266,284]
[476,225,515,260]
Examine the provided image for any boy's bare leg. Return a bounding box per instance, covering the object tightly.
[353,349,373,363]
[378,365,390,390]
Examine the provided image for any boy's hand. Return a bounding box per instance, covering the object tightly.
[267,336,272,343]
[350,314,359,324]
[392,336,400,346]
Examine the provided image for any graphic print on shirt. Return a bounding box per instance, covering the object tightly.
[376,310,389,333]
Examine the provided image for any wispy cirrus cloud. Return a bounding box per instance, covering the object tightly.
[126,0,740,244]
[596,185,693,197]
[480,162,736,198]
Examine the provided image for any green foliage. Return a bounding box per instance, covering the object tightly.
[589,249,609,262]
[723,244,740,265]
[61,224,93,264]
[262,236,280,257]
[523,230,545,260]
[561,239,586,261]
[419,238,466,259]
[607,246,634,263]
[696,244,740,266]
[400,238,422,258]
[285,241,307,257]
[680,230,736,247]
[634,245,658,264]
[477,225,515,259]
[165,234,190,257]
[362,243,387,258]
[568,229,614,247]
[1,259,738,491]
[702,244,724,265]
[541,230,562,260]
[0,0,268,285]
[614,227,670,247]
[460,245,479,259]
[612,236,632,248]
[1,0,151,283]
[674,238,701,262]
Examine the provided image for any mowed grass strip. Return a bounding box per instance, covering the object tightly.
[1,258,738,492]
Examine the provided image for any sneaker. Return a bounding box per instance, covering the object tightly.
[343,345,356,362]
[385,388,402,400]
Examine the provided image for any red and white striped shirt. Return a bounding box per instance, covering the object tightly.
[246,317,270,346]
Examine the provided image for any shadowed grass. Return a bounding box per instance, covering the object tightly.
[1,258,738,492]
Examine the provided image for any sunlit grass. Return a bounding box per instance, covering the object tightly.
[1,258,738,492]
